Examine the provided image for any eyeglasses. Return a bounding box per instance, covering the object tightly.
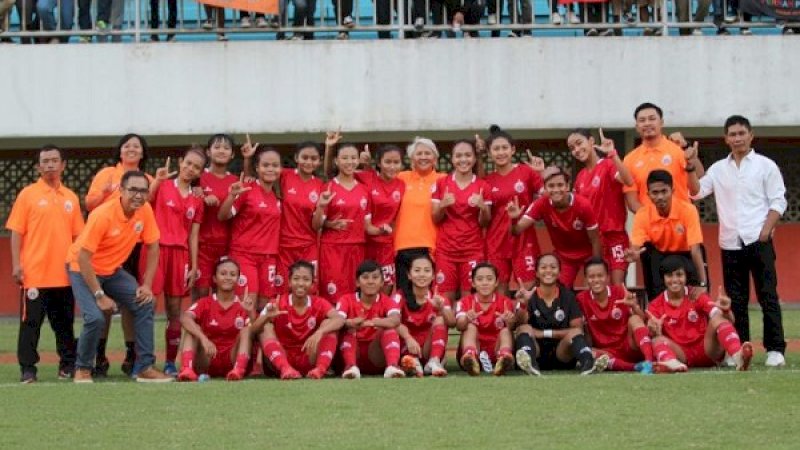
[124,187,149,197]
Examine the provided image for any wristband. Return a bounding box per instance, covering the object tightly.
[543,329,553,338]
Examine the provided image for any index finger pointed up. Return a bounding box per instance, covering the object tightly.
[239,171,245,183]
[526,149,535,160]
[599,128,606,141]
[246,133,252,147]
[165,156,171,169]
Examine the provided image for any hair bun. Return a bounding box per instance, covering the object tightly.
[488,124,502,134]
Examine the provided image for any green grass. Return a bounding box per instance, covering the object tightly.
[0,310,799,448]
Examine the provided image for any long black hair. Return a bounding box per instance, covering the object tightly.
[400,254,436,311]
[114,133,149,169]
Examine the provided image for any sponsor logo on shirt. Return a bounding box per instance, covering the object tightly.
[258,201,267,208]
[360,198,368,210]
[238,274,248,287]
[436,271,445,285]
[336,199,345,206]
[327,282,337,296]
[287,188,297,195]
[635,160,644,168]
[372,189,380,196]
[203,186,213,193]
[307,317,317,329]
[589,314,597,321]
[64,200,74,213]
[110,227,121,237]
[167,200,175,208]
[392,294,401,304]
[209,319,219,327]
[491,186,501,193]
[37,199,48,207]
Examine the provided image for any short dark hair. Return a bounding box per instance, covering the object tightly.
[646,169,673,189]
[114,134,150,169]
[724,115,752,133]
[289,260,315,278]
[356,260,382,279]
[207,133,235,150]
[659,255,687,278]
[294,141,322,159]
[583,257,608,274]
[37,144,65,163]
[634,102,663,119]
[470,261,498,281]
[120,170,149,188]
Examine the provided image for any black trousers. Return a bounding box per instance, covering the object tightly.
[722,240,785,353]
[394,247,432,297]
[640,243,707,302]
[18,287,76,374]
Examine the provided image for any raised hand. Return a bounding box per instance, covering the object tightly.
[317,185,336,208]
[506,196,522,219]
[684,141,700,162]
[647,311,666,336]
[515,277,534,306]
[526,149,545,172]
[614,287,639,308]
[240,287,254,312]
[440,187,455,208]
[475,133,487,155]
[200,337,217,359]
[465,310,479,323]
[469,188,486,209]
[714,286,731,312]
[241,134,259,159]
[497,310,515,326]
[155,157,178,181]
[595,128,617,158]
[325,127,342,148]
[359,144,372,166]
[228,172,252,197]
[623,246,646,263]
[669,131,688,149]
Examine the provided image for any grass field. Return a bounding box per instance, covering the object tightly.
[1,310,799,449]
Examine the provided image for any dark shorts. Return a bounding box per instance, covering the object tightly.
[536,338,576,371]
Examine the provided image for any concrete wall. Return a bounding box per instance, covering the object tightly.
[2,36,799,146]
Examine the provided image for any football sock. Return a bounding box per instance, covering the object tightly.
[315,333,337,371]
[429,325,448,360]
[262,339,290,373]
[340,332,358,368]
[570,334,594,369]
[96,338,107,359]
[165,318,182,362]
[608,357,636,371]
[124,341,136,361]
[380,329,401,367]
[180,350,195,371]
[653,341,677,362]
[232,353,250,374]
[633,326,654,361]
[716,321,742,356]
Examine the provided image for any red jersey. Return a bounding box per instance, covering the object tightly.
[356,170,404,246]
[229,181,281,255]
[198,170,238,246]
[455,294,515,338]
[151,180,203,249]
[484,164,543,258]
[574,158,627,233]
[647,291,716,347]
[265,294,334,349]
[396,291,452,340]
[320,178,371,245]
[431,174,492,256]
[523,194,598,260]
[335,292,401,342]
[186,295,250,350]
[576,285,632,350]
[280,169,323,248]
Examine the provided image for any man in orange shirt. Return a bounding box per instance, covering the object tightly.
[67,170,171,383]
[626,170,709,301]
[6,145,84,383]
[623,102,703,213]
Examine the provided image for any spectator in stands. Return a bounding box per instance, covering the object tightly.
[727,0,752,35]
[430,0,485,38]
[150,0,178,41]
[623,102,702,213]
[333,0,355,39]
[692,115,787,367]
[626,169,709,301]
[375,0,426,38]
[14,0,39,43]
[35,0,73,43]
[579,2,613,36]
[0,0,15,40]
[239,9,273,29]
[280,0,314,40]
[7,145,84,383]
[82,0,124,43]
[675,0,715,36]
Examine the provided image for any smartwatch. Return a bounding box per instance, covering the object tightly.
[94,289,105,300]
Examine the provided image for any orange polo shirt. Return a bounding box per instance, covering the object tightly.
[85,164,153,211]
[67,199,160,276]
[394,170,445,252]
[622,136,689,207]
[6,179,84,288]
[631,199,703,252]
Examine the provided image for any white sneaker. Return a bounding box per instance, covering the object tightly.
[724,15,737,24]
[733,342,753,371]
[336,32,349,40]
[722,354,736,368]
[657,358,688,373]
[599,29,614,36]
[487,13,497,25]
[551,13,563,26]
[424,358,448,377]
[342,365,361,379]
[741,28,752,36]
[414,17,424,31]
[478,351,493,373]
[255,16,268,28]
[586,28,598,36]
[240,17,252,28]
[383,365,406,378]
[568,11,581,24]
[765,351,786,367]
[515,348,541,376]
[581,354,610,375]
[343,15,355,28]
[691,29,703,36]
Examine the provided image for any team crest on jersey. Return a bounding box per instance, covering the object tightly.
[309,191,319,203]
[327,282,337,296]
[468,194,479,207]
[307,317,317,329]
[573,219,584,230]
[661,154,673,166]
[360,198,368,210]
[427,314,436,324]
[392,190,402,202]
[611,307,623,320]
[238,274,248,287]
[495,316,506,329]
[436,271,445,285]
[688,310,699,323]
[134,221,144,233]
[26,288,40,300]
[186,207,195,220]
[514,180,525,193]
[554,309,565,322]
[533,310,541,318]
[274,275,284,287]
[430,184,437,194]
[64,200,74,213]
[675,224,685,235]
[392,294,402,304]
[591,175,601,188]
[235,317,246,329]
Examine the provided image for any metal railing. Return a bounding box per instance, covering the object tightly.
[0,0,796,43]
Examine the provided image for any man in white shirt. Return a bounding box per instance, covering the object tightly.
[693,115,787,367]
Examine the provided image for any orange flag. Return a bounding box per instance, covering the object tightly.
[198,0,278,15]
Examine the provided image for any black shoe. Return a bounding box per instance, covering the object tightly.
[58,366,75,380]
[121,355,135,376]
[20,371,37,384]
[93,356,110,378]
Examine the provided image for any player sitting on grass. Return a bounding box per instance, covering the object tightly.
[646,256,753,373]
[177,259,254,382]
[576,258,654,374]
[233,260,345,380]
[514,254,609,376]
[456,262,517,376]
[335,260,405,379]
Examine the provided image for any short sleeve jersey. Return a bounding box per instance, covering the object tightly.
[198,170,238,246]
[647,291,715,347]
[264,294,334,349]
[526,287,583,331]
[356,170,405,246]
[320,178,371,245]
[335,292,401,342]
[186,295,250,350]
[456,294,516,338]
[573,158,627,234]
[85,164,154,211]
[151,180,204,249]
[396,291,452,340]
[280,169,324,248]
[523,194,598,260]
[431,174,492,256]
[576,285,632,350]
[484,164,543,259]
[229,181,281,255]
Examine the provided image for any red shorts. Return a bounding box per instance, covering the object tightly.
[228,250,278,298]
[140,244,189,297]
[679,340,718,368]
[196,243,228,289]
[599,337,643,363]
[278,242,318,294]
[488,254,537,289]
[601,231,630,273]
[556,253,591,288]
[434,251,483,294]
[354,340,386,375]
[319,243,365,301]
[285,347,315,375]
[366,240,396,286]
[206,344,235,377]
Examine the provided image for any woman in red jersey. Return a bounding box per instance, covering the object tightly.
[336,260,405,379]
[395,254,456,377]
[456,262,516,376]
[568,129,634,286]
[431,139,492,302]
[143,146,206,376]
[177,259,254,382]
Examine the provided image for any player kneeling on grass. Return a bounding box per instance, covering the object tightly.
[646,256,753,373]
[456,262,516,376]
[336,260,405,379]
[576,258,655,374]
[177,259,255,382]
[514,254,609,376]
[233,261,345,380]
[396,254,456,377]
